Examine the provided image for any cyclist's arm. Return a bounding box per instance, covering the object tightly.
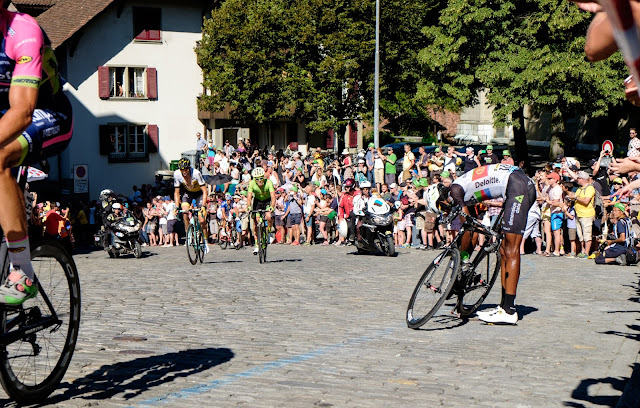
[0,85,37,149]
[201,185,208,207]
[247,191,253,211]
[174,187,181,209]
[270,190,276,210]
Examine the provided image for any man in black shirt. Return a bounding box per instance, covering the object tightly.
[590,152,611,196]
[475,145,500,166]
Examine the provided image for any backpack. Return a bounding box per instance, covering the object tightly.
[591,183,604,219]
[615,217,638,265]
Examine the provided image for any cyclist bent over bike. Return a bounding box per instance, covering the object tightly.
[0,5,73,305]
[449,164,535,324]
[246,167,276,255]
[174,157,209,253]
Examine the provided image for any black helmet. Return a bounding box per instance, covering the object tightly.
[178,157,190,170]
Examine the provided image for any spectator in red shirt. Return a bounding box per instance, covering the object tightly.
[44,203,63,238]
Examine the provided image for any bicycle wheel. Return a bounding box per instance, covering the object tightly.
[0,240,81,405]
[197,228,205,264]
[457,248,501,317]
[218,228,228,250]
[186,225,198,265]
[257,223,265,264]
[406,248,459,329]
[261,222,268,263]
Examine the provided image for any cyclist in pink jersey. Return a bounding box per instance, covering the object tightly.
[0,4,73,305]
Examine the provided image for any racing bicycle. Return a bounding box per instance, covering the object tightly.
[219,213,242,250]
[0,166,81,404]
[180,206,206,265]
[251,209,269,263]
[406,206,503,329]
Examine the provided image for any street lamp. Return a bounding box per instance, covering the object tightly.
[373,0,380,149]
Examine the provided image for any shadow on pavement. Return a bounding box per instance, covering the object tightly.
[205,260,244,264]
[563,375,627,407]
[45,347,234,404]
[267,259,303,263]
[413,314,469,331]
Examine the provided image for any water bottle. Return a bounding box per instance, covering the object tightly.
[460,251,472,272]
[192,199,197,208]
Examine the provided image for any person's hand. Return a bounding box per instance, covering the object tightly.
[613,178,640,199]
[625,75,640,106]
[571,0,602,13]
[600,149,606,158]
[610,157,640,175]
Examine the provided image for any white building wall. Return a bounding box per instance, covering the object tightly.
[61,1,204,198]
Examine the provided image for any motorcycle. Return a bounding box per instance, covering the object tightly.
[340,197,395,256]
[95,215,143,258]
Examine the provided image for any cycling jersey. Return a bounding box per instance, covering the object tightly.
[0,9,73,166]
[173,168,206,194]
[247,179,275,201]
[452,164,519,204]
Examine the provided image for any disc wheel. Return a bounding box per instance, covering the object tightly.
[186,224,198,265]
[457,249,501,317]
[0,240,81,405]
[406,249,460,329]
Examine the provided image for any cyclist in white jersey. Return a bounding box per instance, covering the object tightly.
[449,164,536,324]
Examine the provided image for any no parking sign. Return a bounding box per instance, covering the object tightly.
[74,164,88,194]
[602,140,614,154]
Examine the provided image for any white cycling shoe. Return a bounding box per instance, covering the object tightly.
[253,247,259,255]
[476,306,518,325]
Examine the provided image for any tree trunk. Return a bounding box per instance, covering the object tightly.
[512,107,529,169]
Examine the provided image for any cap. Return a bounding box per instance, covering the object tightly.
[614,203,627,213]
[547,172,560,181]
[342,149,350,155]
[577,171,589,179]
[503,150,510,156]
[466,146,474,151]
[112,203,122,209]
[613,177,623,184]
[358,159,365,164]
[487,145,493,150]
[419,178,429,187]
[413,179,421,186]
[399,182,407,188]
[434,148,441,153]
[320,188,327,195]
[368,142,375,148]
[588,159,597,167]
[441,170,451,178]
[389,183,398,189]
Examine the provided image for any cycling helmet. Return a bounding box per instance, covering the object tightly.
[359,181,372,189]
[99,189,113,201]
[343,178,355,188]
[225,193,232,200]
[178,157,191,170]
[252,167,265,179]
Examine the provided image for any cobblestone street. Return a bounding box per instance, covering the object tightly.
[3,244,639,407]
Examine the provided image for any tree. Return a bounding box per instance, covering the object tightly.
[197,0,441,148]
[418,0,626,162]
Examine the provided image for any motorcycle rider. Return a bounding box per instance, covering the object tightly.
[353,181,372,241]
[105,202,123,249]
[338,178,360,244]
[98,189,116,248]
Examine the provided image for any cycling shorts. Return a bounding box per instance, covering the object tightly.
[13,94,73,166]
[182,191,203,208]
[502,170,536,235]
[252,198,270,212]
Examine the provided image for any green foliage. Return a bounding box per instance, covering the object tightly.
[197,0,438,136]
[418,0,627,126]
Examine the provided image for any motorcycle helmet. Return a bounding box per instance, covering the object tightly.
[99,189,113,201]
[394,200,402,209]
[178,157,191,170]
[338,219,349,238]
[359,181,372,189]
[112,203,122,209]
[343,178,355,188]
[252,167,265,179]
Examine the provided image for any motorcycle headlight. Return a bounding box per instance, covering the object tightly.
[370,213,392,226]
[115,232,124,238]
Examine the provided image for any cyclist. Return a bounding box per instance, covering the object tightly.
[449,164,535,324]
[0,5,74,304]
[173,157,209,253]
[246,167,276,255]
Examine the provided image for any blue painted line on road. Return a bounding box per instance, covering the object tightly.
[129,327,397,407]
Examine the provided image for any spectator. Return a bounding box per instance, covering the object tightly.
[502,150,514,165]
[443,146,458,174]
[629,128,640,158]
[461,146,478,173]
[196,132,207,160]
[571,171,596,258]
[373,148,385,192]
[595,203,631,264]
[545,172,564,256]
[365,142,375,182]
[382,146,397,186]
[416,146,430,178]
[224,140,235,157]
[401,144,415,182]
[475,145,499,166]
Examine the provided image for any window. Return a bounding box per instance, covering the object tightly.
[98,66,157,99]
[99,124,159,162]
[133,7,161,41]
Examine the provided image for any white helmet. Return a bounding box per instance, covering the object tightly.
[338,219,349,238]
[99,189,113,201]
[112,203,122,209]
[367,197,390,215]
[252,167,265,179]
[359,181,372,189]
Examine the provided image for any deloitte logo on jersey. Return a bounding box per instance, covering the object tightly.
[515,195,524,203]
[474,176,499,189]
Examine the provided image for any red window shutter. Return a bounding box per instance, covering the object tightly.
[148,30,161,41]
[147,68,157,99]
[147,124,159,153]
[325,129,334,149]
[98,66,110,99]
[349,124,358,148]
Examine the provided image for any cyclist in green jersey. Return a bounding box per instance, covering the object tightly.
[247,167,276,255]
